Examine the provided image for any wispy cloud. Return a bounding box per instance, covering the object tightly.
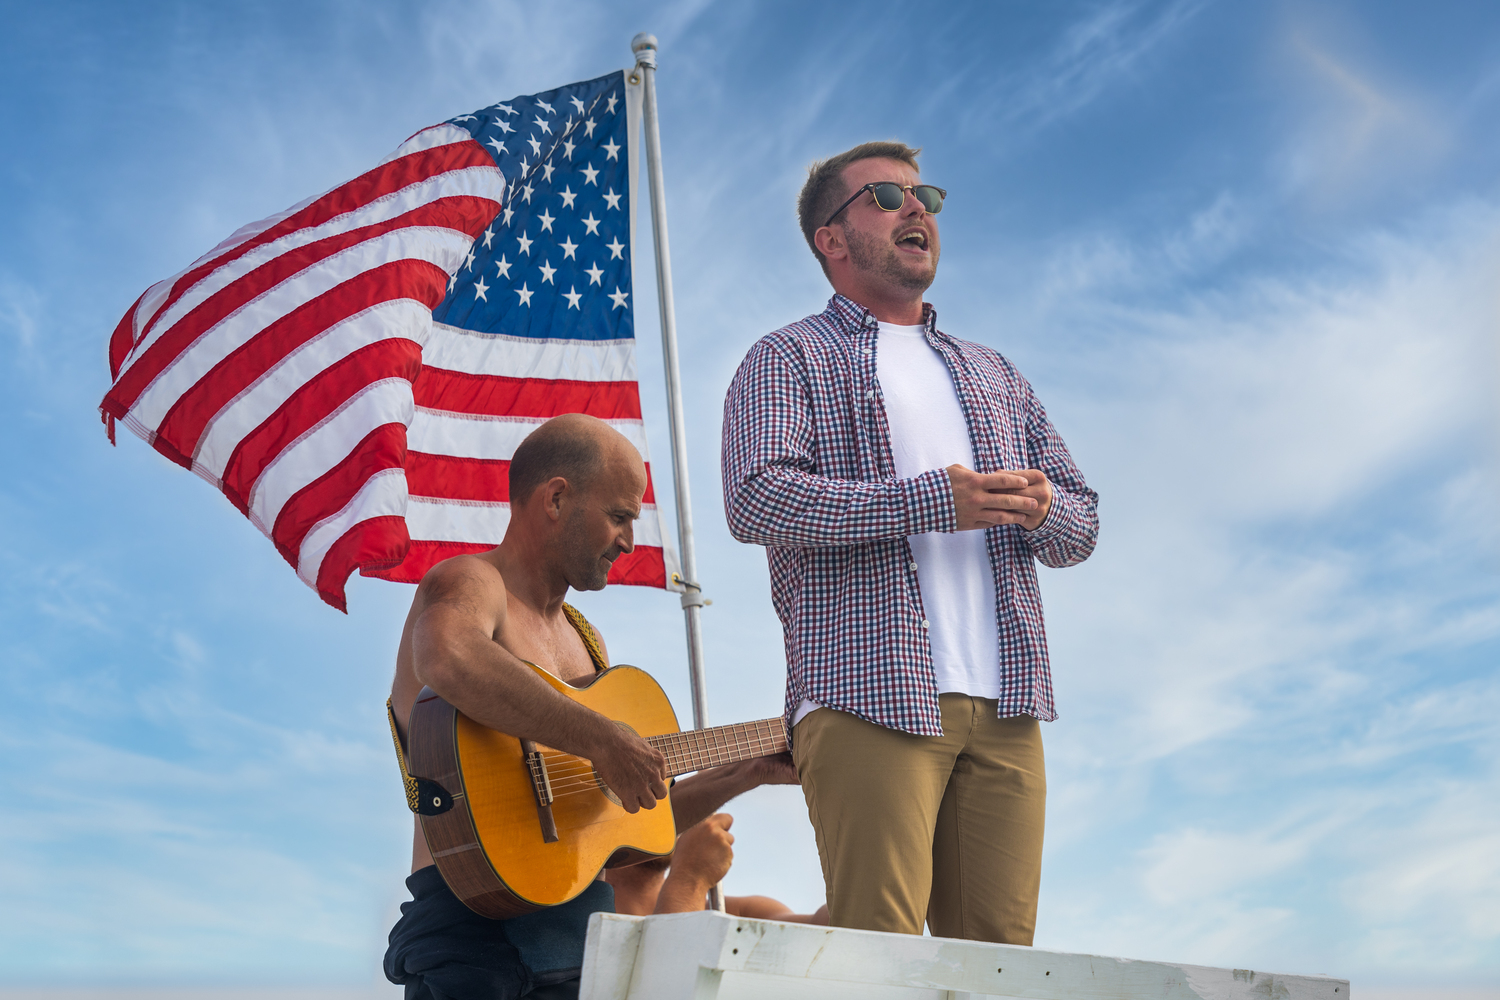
[950,0,1207,139]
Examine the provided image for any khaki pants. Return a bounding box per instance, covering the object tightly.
[792,694,1046,944]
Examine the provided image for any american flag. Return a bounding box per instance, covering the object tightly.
[100,70,678,611]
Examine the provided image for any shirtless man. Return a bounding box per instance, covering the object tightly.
[382,414,793,1000]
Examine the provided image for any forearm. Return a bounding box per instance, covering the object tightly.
[668,761,763,832]
[653,871,711,914]
[413,631,615,758]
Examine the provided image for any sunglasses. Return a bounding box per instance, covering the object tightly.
[824,182,946,228]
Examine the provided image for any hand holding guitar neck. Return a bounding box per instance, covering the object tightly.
[583,718,668,813]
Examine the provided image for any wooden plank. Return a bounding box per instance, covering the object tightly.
[578,911,1351,1000]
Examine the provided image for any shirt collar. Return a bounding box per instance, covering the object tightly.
[826,294,939,338]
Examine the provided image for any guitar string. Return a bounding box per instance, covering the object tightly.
[527,733,788,789]
[521,730,789,797]
[529,723,786,780]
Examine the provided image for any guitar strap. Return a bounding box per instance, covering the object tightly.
[387,603,609,815]
[561,602,609,674]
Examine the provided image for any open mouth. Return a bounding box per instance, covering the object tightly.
[895,228,928,252]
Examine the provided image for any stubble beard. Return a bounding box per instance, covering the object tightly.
[844,222,938,294]
[559,504,612,592]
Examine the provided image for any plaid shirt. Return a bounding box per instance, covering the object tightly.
[721,295,1098,737]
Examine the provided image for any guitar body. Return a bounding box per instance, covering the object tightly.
[407,663,682,920]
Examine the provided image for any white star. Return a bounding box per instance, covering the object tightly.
[606,237,625,259]
[448,272,457,293]
[542,162,556,183]
[486,137,507,156]
[581,212,601,235]
[453,114,476,123]
[562,138,576,160]
[495,255,511,278]
[606,93,618,114]
[482,226,495,249]
[496,118,515,134]
[537,209,556,233]
[534,115,552,135]
[473,275,490,301]
[558,186,578,209]
[559,236,578,260]
[539,260,557,284]
[583,118,597,138]
[495,103,516,116]
[581,163,599,186]
[502,205,515,226]
[517,232,533,255]
[527,135,542,157]
[516,283,533,306]
[602,138,620,161]
[464,247,476,270]
[569,96,586,114]
[536,100,555,115]
[608,286,629,310]
[563,285,582,309]
[521,182,534,204]
[602,188,622,210]
[585,262,604,285]
[517,156,529,174]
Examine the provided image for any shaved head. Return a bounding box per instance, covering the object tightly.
[507,414,646,591]
[510,413,620,504]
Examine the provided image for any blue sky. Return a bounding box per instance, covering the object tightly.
[1,0,1497,995]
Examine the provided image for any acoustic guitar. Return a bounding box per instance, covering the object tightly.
[405,662,788,919]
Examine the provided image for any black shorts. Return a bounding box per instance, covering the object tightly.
[384,865,615,1000]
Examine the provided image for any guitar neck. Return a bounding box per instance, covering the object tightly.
[647,718,788,777]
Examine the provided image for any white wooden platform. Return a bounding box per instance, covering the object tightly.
[579,910,1351,1000]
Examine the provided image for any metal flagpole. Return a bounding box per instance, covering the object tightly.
[630,33,725,912]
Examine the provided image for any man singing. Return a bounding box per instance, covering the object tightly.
[721,142,1099,945]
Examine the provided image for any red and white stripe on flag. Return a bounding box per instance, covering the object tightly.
[101,113,677,610]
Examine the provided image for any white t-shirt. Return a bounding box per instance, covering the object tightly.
[793,322,1001,727]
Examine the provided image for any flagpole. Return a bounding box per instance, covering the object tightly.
[630,35,725,912]
[631,35,712,730]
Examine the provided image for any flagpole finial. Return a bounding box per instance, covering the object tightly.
[631,32,659,69]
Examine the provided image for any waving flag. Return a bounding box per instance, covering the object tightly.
[100,70,678,611]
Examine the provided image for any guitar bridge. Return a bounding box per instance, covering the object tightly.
[520,739,559,843]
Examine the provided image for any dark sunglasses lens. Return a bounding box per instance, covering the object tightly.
[871,183,907,211]
[913,186,944,214]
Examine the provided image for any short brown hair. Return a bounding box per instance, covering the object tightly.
[797,141,921,277]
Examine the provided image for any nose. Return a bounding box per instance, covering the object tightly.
[900,186,926,218]
[617,521,635,555]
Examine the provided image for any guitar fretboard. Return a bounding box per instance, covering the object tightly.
[648,718,788,776]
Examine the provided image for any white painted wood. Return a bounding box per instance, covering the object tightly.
[578,911,1352,1000]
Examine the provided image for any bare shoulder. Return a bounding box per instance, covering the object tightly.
[415,553,508,621]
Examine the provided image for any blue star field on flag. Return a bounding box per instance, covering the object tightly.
[435,71,631,342]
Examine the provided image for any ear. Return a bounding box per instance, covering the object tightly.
[814,224,848,263]
[541,476,570,522]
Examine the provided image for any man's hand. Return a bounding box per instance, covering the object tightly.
[946,465,1052,531]
[654,814,735,913]
[588,723,669,814]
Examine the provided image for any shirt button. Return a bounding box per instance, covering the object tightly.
[866,390,875,400]
[909,561,918,570]
[921,619,930,629]
[862,348,872,356]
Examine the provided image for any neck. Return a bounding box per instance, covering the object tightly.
[493,532,570,615]
[831,281,925,326]
[648,717,788,777]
